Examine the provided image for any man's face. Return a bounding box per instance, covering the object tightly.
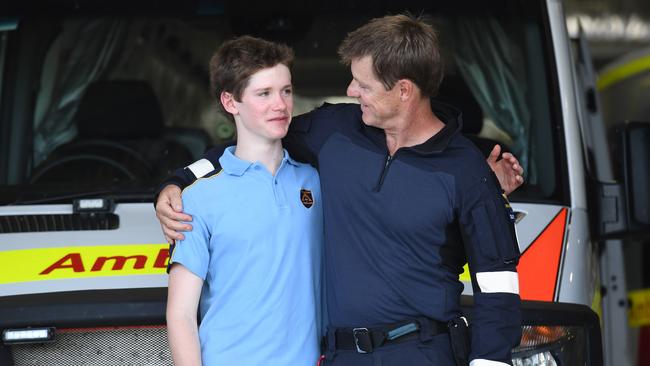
[233,63,293,143]
[346,56,401,129]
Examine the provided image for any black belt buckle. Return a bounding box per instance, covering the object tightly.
[352,327,372,353]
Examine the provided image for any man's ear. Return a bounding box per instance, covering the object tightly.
[398,79,415,102]
[221,92,238,115]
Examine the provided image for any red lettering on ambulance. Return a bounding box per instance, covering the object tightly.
[91,255,147,271]
[153,248,169,268]
[40,253,85,274]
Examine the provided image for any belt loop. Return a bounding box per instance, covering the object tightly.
[327,328,337,353]
[321,329,336,361]
[417,317,433,342]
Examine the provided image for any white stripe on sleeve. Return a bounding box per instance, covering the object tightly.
[470,359,511,366]
[475,271,519,294]
[187,158,215,178]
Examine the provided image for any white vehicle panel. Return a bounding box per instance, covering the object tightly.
[0,203,169,297]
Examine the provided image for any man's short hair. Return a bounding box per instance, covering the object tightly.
[338,14,443,97]
[209,36,294,118]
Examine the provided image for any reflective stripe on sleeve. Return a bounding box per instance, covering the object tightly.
[187,159,215,178]
[470,359,510,366]
[476,271,519,294]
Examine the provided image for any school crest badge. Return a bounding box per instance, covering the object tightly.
[300,189,314,208]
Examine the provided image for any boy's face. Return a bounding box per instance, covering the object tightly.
[232,64,293,143]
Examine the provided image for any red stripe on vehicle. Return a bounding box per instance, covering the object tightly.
[517,208,567,301]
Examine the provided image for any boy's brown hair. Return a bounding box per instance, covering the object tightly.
[338,14,443,97]
[209,36,294,119]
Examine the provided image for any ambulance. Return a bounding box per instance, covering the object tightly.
[1,0,647,365]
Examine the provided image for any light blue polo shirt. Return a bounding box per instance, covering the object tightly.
[170,146,323,365]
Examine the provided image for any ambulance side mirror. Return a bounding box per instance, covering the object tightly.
[595,121,650,239]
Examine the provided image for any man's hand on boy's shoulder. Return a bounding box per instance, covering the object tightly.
[156,184,193,244]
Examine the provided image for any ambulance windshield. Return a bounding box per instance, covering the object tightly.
[0,2,563,204]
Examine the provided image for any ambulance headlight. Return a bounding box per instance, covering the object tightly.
[2,327,55,344]
[73,198,114,213]
[511,326,587,366]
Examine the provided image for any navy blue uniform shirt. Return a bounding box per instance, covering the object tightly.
[161,101,521,365]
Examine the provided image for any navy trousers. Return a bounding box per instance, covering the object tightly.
[321,333,457,366]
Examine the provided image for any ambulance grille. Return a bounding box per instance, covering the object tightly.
[0,214,119,233]
[10,326,171,366]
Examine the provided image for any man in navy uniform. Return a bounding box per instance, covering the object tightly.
[157,14,522,366]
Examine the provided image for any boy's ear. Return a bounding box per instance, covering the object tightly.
[221,92,238,115]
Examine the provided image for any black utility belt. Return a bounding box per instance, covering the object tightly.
[328,318,449,353]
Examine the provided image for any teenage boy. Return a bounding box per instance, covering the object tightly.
[166,36,323,366]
